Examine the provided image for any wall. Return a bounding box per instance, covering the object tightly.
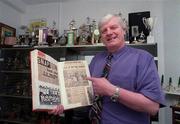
[0,0,25,35]
[164,0,180,85]
[21,2,62,33]
[163,0,180,124]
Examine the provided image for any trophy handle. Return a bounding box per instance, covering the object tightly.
[142,17,148,29]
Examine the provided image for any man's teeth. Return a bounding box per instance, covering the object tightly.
[107,37,116,41]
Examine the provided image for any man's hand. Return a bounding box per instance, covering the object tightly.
[87,77,116,96]
[48,105,64,116]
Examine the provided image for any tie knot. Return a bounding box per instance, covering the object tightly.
[107,54,113,61]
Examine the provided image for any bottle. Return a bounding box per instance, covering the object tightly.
[165,77,172,92]
[161,75,164,87]
[168,77,175,92]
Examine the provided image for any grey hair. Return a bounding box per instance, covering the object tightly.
[98,14,127,31]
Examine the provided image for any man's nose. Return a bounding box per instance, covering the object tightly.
[106,28,112,35]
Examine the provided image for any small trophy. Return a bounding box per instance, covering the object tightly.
[164,77,176,92]
[142,17,155,44]
[38,28,48,46]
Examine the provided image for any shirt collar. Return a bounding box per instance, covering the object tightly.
[107,45,127,60]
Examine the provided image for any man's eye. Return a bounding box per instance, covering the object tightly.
[110,26,118,30]
[101,29,107,34]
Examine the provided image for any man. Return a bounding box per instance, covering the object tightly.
[49,14,165,124]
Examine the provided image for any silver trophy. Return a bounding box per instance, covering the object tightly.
[142,17,155,43]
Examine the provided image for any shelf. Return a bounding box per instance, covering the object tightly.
[175,119,180,123]
[0,119,32,124]
[0,94,31,99]
[1,70,30,73]
[164,91,180,96]
[1,43,157,57]
[171,105,180,124]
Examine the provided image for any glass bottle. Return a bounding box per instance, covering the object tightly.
[161,75,164,87]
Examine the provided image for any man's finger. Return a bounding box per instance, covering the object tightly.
[86,77,96,81]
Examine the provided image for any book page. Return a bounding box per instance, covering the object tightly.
[58,60,94,110]
[31,49,61,111]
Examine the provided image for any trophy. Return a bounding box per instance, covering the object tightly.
[142,17,155,44]
[91,19,100,44]
[67,20,77,45]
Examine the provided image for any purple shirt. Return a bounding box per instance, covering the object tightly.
[89,45,165,124]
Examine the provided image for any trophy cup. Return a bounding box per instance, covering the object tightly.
[142,17,155,44]
[91,19,100,44]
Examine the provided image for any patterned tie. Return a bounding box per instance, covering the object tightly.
[89,53,113,124]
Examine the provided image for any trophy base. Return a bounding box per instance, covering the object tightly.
[147,35,155,44]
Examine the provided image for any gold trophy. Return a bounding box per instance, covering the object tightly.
[142,17,155,44]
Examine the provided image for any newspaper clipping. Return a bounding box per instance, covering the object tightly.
[63,61,92,106]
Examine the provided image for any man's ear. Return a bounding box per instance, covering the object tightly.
[122,29,126,35]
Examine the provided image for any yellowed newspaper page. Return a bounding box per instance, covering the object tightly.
[58,60,94,110]
[31,49,61,111]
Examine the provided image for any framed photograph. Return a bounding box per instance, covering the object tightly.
[128,11,150,43]
[0,23,16,45]
[131,26,139,37]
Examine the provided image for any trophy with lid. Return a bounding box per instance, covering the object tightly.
[91,19,100,44]
[78,17,92,45]
[142,17,155,44]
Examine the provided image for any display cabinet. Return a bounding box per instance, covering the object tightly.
[171,105,180,124]
[0,43,157,124]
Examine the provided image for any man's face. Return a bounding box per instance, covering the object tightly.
[100,17,125,52]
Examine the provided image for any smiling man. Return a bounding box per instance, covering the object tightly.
[87,14,165,124]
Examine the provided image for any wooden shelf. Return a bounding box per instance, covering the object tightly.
[0,119,31,124]
[1,70,30,73]
[0,94,31,99]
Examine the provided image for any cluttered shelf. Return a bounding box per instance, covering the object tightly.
[0,43,157,57]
